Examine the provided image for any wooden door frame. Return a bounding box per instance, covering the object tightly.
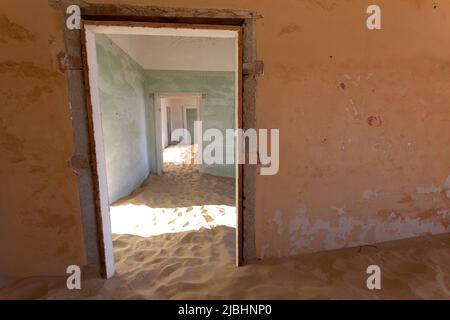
[50,0,262,278]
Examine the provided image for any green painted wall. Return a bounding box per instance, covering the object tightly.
[145,70,236,178]
[96,35,152,203]
[186,108,198,143]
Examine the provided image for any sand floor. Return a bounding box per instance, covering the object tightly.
[1,145,449,299]
[109,144,236,238]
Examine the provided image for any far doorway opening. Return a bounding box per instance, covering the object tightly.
[154,92,203,175]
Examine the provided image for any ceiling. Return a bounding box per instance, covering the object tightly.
[107,34,236,72]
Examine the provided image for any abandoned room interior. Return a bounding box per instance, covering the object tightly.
[85,24,239,279]
[0,0,450,300]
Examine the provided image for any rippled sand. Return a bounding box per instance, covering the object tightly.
[109,145,236,238]
[1,145,449,300]
[2,230,449,300]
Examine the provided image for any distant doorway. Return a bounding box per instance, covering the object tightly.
[154,92,203,175]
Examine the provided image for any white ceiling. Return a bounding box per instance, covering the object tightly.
[107,34,236,72]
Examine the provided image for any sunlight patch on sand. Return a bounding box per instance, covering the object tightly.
[110,203,236,237]
[163,143,197,164]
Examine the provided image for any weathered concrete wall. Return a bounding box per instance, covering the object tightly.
[251,0,450,258]
[146,70,236,177]
[0,0,86,276]
[95,34,151,203]
[1,0,450,276]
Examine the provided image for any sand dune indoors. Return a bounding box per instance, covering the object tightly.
[1,145,449,300]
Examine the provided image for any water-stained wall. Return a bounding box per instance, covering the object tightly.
[1,0,450,276]
[253,0,450,259]
[0,0,86,276]
[95,34,151,203]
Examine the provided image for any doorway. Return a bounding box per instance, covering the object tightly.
[154,93,203,175]
[55,1,260,279]
[84,22,246,276]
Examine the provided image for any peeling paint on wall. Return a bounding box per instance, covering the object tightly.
[286,205,448,256]
[269,209,284,235]
[260,244,269,259]
[444,175,450,199]
[330,206,346,216]
[362,189,379,200]
[416,185,443,195]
